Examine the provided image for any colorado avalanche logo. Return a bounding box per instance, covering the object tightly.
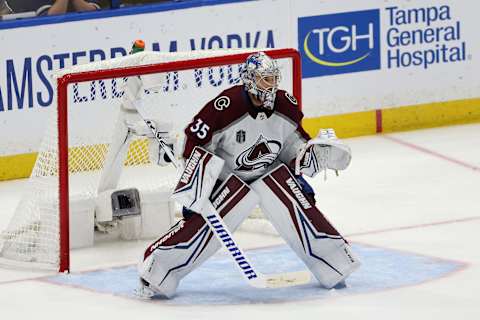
[235,135,281,171]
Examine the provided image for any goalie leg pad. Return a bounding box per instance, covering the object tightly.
[251,164,360,288]
[138,174,258,298]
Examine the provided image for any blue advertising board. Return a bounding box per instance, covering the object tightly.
[298,9,381,78]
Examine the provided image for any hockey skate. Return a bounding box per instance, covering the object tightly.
[133,278,158,299]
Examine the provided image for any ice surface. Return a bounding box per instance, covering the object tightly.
[1,123,479,319]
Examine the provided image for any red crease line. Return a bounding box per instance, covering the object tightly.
[381,135,480,172]
[346,216,480,237]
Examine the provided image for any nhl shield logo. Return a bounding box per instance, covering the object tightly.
[236,130,246,144]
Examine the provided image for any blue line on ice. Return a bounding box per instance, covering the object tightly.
[46,244,463,304]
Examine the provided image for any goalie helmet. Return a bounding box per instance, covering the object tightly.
[242,52,281,110]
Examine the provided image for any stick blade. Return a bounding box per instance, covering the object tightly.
[252,271,312,289]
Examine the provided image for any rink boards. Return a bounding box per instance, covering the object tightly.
[0,0,479,180]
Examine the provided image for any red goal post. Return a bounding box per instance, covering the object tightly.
[55,48,301,272]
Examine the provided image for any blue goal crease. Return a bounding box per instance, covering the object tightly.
[45,243,465,305]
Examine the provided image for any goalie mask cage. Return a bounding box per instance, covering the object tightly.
[0,48,302,273]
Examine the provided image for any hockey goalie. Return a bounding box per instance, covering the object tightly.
[136,52,360,298]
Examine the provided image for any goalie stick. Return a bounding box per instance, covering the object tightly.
[134,107,311,289]
[142,118,178,169]
[202,200,311,288]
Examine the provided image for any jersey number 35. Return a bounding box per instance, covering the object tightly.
[190,118,210,139]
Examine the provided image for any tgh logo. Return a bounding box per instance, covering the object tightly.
[298,9,381,77]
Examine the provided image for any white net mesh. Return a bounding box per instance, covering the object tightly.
[0,49,295,271]
[0,109,61,269]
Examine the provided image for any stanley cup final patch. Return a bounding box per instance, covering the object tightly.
[236,130,246,144]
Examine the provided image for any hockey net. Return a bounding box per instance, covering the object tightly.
[0,48,301,272]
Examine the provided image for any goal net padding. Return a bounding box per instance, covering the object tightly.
[0,48,302,272]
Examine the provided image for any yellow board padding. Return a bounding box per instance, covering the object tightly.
[302,110,377,138]
[0,139,151,181]
[0,153,38,180]
[382,98,480,133]
[302,97,480,138]
[68,139,150,173]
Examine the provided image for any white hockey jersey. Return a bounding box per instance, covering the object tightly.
[182,85,311,182]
